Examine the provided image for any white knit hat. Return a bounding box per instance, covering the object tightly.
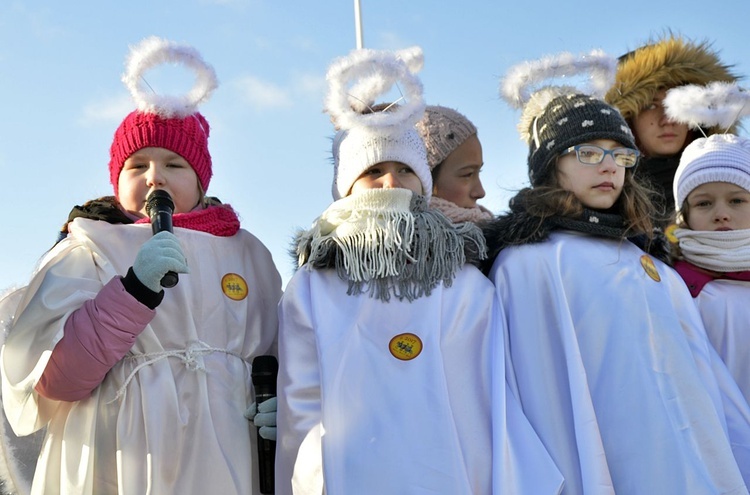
[325,47,430,200]
[674,133,750,207]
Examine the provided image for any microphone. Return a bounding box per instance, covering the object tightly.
[252,355,278,494]
[145,190,179,288]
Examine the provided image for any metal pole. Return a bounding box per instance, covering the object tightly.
[354,0,364,49]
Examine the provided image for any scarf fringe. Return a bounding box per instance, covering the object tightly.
[295,190,486,302]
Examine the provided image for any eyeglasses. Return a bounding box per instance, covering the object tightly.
[562,145,640,168]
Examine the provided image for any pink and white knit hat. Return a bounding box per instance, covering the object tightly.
[108,36,218,196]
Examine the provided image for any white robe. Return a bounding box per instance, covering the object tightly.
[490,231,750,495]
[275,265,563,495]
[1,218,281,495]
[695,280,750,404]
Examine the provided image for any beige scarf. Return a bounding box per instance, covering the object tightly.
[675,227,750,272]
[295,189,486,301]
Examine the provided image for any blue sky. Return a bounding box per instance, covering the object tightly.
[1,0,748,290]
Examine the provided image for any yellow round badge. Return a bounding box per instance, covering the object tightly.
[640,255,661,282]
[389,333,423,361]
[221,273,248,301]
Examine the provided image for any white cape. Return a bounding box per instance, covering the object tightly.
[276,265,563,495]
[1,219,281,495]
[490,231,750,495]
[695,280,750,404]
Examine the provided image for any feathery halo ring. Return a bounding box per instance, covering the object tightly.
[122,36,218,118]
[501,49,616,109]
[664,81,750,130]
[325,46,425,132]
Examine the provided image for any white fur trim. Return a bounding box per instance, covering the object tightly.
[664,82,750,130]
[325,47,425,131]
[501,49,616,109]
[122,36,219,118]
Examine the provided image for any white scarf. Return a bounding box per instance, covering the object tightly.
[675,227,750,272]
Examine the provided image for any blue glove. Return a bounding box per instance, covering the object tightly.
[245,397,277,441]
[132,231,189,292]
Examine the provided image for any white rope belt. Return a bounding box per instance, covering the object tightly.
[107,340,243,403]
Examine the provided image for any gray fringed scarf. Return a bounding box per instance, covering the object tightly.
[294,188,486,302]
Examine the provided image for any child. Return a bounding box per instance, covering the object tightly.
[663,82,750,403]
[416,105,493,222]
[486,51,750,494]
[275,47,562,495]
[605,33,738,218]
[0,37,281,495]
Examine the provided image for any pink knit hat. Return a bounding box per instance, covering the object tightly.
[109,110,212,196]
[110,36,218,196]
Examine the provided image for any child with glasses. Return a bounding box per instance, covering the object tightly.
[482,51,750,494]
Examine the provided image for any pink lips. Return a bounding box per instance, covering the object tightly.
[715,227,733,231]
[595,182,615,191]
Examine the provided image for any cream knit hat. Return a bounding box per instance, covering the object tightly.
[674,134,750,207]
[416,105,477,170]
[325,47,430,200]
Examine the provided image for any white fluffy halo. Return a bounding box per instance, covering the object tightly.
[501,49,616,109]
[122,36,218,118]
[324,46,425,131]
[664,82,750,130]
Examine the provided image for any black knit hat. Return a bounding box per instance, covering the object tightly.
[525,92,636,186]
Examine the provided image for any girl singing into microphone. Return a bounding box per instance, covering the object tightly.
[0,37,281,495]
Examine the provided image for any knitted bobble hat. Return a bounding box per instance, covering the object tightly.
[415,105,477,170]
[325,46,430,200]
[500,50,633,186]
[673,134,750,208]
[522,90,635,185]
[109,36,218,196]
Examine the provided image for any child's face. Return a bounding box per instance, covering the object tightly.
[433,134,485,208]
[632,89,689,158]
[685,182,750,231]
[349,161,423,196]
[117,147,202,218]
[556,139,627,210]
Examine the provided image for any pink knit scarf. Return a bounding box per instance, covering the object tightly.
[135,204,240,237]
[429,197,494,223]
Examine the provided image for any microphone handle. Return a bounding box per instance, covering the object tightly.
[151,210,179,288]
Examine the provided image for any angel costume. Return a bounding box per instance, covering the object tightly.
[484,209,750,495]
[276,189,562,495]
[1,213,281,495]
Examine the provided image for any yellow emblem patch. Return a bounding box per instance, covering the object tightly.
[221,273,248,300]
[640,255,661,282]
[389,333,423,361]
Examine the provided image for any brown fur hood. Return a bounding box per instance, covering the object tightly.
[606,35,739,133]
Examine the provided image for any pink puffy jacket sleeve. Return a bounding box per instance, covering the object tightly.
[35,276,156,401]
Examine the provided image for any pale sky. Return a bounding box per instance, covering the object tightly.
[1,0,748,290]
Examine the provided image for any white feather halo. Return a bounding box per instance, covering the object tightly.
[501,49,616,109]
[663,81,750,130]
[122,36,218,118]
[324,46,425,131]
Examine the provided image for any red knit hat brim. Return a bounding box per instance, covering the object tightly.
[109,110,212,195]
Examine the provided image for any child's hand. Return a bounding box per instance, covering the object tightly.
[245,398,277,441]
[133,231,190,292]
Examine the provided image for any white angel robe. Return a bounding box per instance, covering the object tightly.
[695,280,750,403]
[1,218,281,495]
[275,264,563,495]
[490,231,750,495]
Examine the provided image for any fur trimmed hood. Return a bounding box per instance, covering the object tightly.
[605,35,739,133]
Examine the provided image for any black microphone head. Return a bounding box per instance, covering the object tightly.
[251,355,279,387]
[146,190,175,217]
